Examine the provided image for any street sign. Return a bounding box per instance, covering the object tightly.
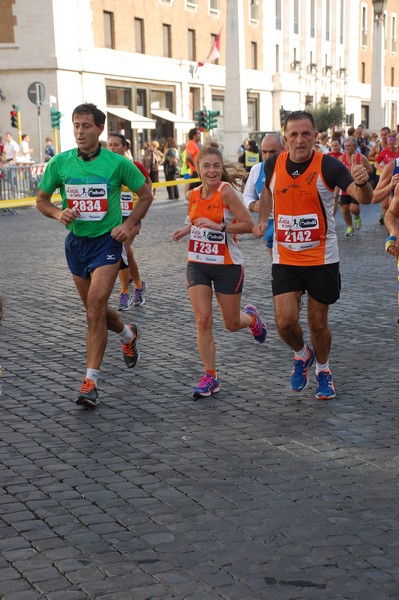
[27,81,46,106]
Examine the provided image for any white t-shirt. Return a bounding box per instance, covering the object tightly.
[18,139,32,163]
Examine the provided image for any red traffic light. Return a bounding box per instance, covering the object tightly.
[10,110,17,117]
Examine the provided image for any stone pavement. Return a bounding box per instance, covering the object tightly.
[0,197,398,600]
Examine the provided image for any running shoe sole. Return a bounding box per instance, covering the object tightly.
[193,385,220,400]
[76,396,99,410]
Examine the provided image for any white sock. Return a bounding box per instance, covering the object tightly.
[119,324,134,344]
[294,345,309,360]
[316,361,329,374]
[86,369,99,385]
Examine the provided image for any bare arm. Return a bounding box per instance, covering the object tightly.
[36,189,79,226]
[252,185,272,238]
[372,162,397,204]
[193,186,253,234]
[384,186,399,257]
[345,154,373,204]
[112,183,153,241]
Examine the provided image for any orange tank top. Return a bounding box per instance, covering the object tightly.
[270,151,338,266]
[187,182,244,265]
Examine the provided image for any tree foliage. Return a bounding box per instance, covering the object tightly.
[308,103,343,132]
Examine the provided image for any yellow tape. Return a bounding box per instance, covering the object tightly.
[0,179,202,209]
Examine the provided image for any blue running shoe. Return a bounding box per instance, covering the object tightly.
[193,374,220,399]
[244,304,267,343]
[315,370,336,400]
[290,345,315,392]
[118,293,133,311]
[134,280,148,306]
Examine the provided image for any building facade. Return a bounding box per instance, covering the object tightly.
[0,0,398,162]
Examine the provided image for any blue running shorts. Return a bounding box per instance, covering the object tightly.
[65,231,123,279]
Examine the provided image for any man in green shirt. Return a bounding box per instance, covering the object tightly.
[37,103,153,409]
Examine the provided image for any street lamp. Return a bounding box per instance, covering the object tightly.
[369,0,387,130]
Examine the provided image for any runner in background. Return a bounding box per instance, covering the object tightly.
[108,133,151,310]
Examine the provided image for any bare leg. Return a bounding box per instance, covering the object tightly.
[188,285,215,372]
[307,296,331,364]
[73,262,123,370]
[216,292,252,331]
[274,291,305,352]
[340,204,353,228]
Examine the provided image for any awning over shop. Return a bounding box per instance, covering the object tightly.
[107,106,156,129]
[151,108,194,127]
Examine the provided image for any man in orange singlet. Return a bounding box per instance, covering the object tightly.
[253,111,373,400]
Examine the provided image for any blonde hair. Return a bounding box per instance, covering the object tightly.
[197,145,247,191]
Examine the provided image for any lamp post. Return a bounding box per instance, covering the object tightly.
[369,0,387,130]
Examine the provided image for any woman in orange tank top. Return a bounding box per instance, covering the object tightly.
[172,145,267,399]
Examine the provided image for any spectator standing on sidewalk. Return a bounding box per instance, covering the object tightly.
[4,132,19,163]
[172,145,267,400]
[163,137,180,200]
[44,137,56,162]
[36,103,153,410]
[18,134,33,163]
[253,111,373,401]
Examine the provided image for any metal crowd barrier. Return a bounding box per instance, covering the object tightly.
[0,163,47,202]
[0,173,201,211]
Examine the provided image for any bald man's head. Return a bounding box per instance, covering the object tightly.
[261,133,284,160]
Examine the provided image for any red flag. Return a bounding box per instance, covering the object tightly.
[198,31,221,67]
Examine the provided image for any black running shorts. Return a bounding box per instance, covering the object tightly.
[271,262,341,305]
[186,262,244,295]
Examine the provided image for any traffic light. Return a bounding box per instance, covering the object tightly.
[10,104,19,128]
[207,110,220,130]
[194,109,207,131]
[51,108,63,129]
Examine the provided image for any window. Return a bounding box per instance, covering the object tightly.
[188,29,196,61]
[305,95,313,108]
[135,18,144,53]
[247,97,258,131]
[391,67,395,87]
[339,0,344,44]
[392,15,397,53]
[186,0,198,7]
[210,0,220,10]
[384,12,387,50]
[106,86,132,107]
[162,24,171,57]
[250,42,258,70]
[275,44,280,72]
[104,11,114,49]
[250,0,259,21]
[276,0,282,30]
[136,89,147,116]
[325,0,330,41]
[361,61,366,83]
[361,6,367,47]
[293,0,299,34]
[310,0,315,38]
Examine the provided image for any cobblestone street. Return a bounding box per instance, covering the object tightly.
[0,198,398,599]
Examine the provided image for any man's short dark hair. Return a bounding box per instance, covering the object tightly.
[188,128,199,140]
[72,103,106,127]
[283,110,316,132]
